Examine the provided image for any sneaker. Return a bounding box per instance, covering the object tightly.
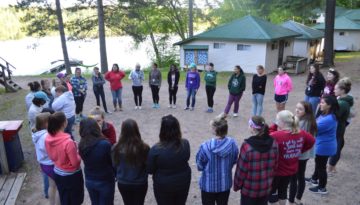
[168,104,172,108]
[138,106,142,110]
[305,178,318,186]
[172,105,177,109]
[233,113,238,117]
[105,111,112,114]
[190,107,194,111]
[184,107,190,110]
[206,108,214,113]
[152,104,157,108]
[309,186,328,194]
[156,104,160,109]
[135,106,138,110]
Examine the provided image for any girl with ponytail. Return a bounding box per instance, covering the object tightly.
[288,101,317,205]
[234,116,278,205]
[268,110,315,205]
[196,115,239,205]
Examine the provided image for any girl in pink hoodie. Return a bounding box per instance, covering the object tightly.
[45,112,84,205]
[273,66,293,112]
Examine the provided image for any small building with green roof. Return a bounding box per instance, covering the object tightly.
[174,15,301,73]
[313,7,360,51]
[282,20,324,63]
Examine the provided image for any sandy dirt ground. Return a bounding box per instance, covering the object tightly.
[2,60,359,205]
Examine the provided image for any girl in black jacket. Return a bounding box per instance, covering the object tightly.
[305,64,325,113]
[167,64,180,108]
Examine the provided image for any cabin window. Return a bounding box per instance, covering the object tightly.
[339,32,346,36]
[213,43,226,49]
[237,44,251,51]
[271,41,278,50]
[285,41,291,47]
[184,49,208,65]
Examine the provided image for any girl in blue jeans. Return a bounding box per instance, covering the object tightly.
[304,64,325,113]
[184,63,200,111]
[79,118,115,205]
[252,65,267,116]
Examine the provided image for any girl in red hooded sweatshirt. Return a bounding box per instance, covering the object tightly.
[268,110,315,205]
[45,112,84,205]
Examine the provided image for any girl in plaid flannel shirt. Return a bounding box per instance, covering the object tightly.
[234,116,278,205]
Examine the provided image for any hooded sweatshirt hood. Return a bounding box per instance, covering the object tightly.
[209,137,236,157]
[339,95,354,107]
[245,135,274,153]
[45,132,81,172]
[32,129,53,165]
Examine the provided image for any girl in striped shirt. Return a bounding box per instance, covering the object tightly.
[196,115,239,205]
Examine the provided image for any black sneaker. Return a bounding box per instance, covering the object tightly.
[305,177,318,186]
[309,186,328,194]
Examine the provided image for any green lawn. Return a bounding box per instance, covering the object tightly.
[335,51,360,62]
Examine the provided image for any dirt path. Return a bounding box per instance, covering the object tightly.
[3,60,359,205]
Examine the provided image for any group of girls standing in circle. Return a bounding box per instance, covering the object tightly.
[26,61,356,205]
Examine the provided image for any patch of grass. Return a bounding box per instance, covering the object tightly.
[0,87,5,94]
[335,51,360,62]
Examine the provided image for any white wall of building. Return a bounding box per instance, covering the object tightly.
[179,40,267,73]
[265,42,279,72]
[283,39,295,61]
[334,30,360,51]
[293,40,308,57]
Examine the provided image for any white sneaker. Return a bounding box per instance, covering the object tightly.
[135,106,138,110]
[138,106,142,110]
[168,104,172,108]
[233,113,238,117]
[172,105,177,109]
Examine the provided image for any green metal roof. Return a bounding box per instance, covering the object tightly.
[174,15,301,45]
[313,16,360,30]
[282,20,324,40]
[341,9,360,21]
[183,45,209,50]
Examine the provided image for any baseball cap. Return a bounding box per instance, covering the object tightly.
[189,63,197,68]
[34,91,50,102]
[56,73,65,79]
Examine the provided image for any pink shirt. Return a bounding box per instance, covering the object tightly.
[273,73,293,95]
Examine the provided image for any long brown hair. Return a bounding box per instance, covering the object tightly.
[306,64,324,85]
[298,101,317,136]
[250,116,269,137]
[159,115,182,149]
[112,119,149,167]
[78,118,105,158]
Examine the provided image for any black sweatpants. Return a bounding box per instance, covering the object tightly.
[201,190,230,205]
[205,85,216,108]
[269,175,292,203]
[169,86,178,105]
[241,194,268,205]
[118,182,147,205]
[329,134,345,166]
[74,95,85,114]
[54,170,84,205]
[132,86,143,106]
[93,87,108,112]
[154,186,190,205]
[150,85,160,104]
[289,159,308,203]
[312,155,329,189]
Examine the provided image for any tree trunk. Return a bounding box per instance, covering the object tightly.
[323,0,336,67]
[188,0,193,37]
[55,0,71,74]
[97,0,108,73]
[149,31,162,67]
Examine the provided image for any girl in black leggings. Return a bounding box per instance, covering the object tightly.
[289,101,317,205]
[167,64,180,109]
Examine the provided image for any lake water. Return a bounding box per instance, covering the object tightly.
[0,36,165,75]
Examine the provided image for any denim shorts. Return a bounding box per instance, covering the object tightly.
[274,94,288,103]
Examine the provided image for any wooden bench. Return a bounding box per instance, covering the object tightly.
[0,173,26,205]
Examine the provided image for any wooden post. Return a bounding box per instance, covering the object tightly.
[0,129,9,174]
